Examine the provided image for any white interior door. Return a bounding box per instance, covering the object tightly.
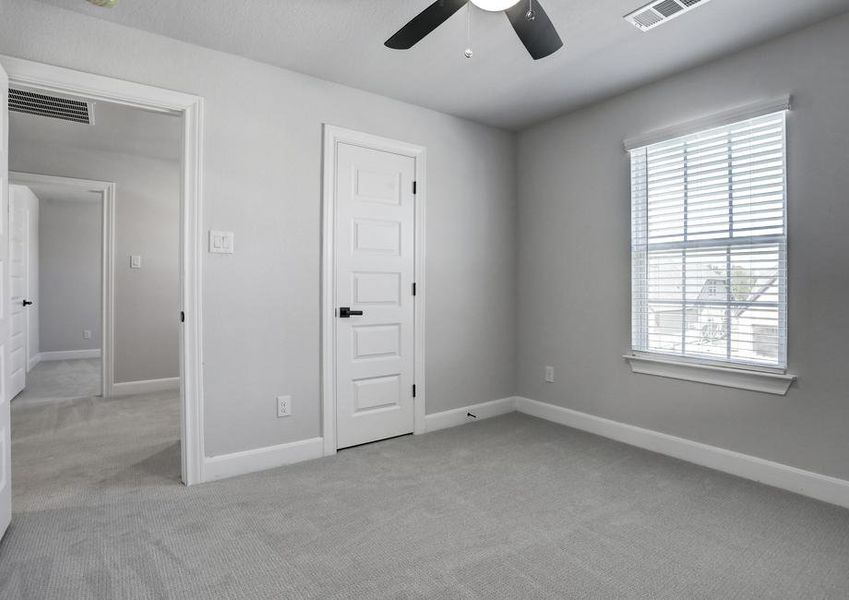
[0,61,12,538]
[25,190,37,373]
[8,186,27,399]
[335,142,416,449]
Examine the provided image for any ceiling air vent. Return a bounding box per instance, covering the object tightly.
[8,88,94,125]
[625,0,712,32]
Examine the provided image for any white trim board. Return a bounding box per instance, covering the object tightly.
[515,397,849,509]
[320,124,427,456]
[175,390,849,509]
[39,349,101,361]
[1,55,206,486]
[425,397,516,433]
[204,397,515,482]
[623,96,792,151]
[203,437,324,482]
[624,354,796,395]
[111,377,180,397]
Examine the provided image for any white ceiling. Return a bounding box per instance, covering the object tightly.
[9,97,181,161]
[34,0,849,130]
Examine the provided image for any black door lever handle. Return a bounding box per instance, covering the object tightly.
[22,300,33,307]
[339,307,364,318]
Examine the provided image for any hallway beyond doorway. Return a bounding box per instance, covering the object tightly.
[13,358,100,405]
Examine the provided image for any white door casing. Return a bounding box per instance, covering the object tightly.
[0,61,12,538]
[335,143,416,448]
[322,125,427,454]
[0,54,205,485]
[9,186,29,397]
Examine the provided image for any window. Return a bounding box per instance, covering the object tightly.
[630,111,787,370]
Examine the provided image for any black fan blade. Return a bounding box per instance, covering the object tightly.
[505,1,563,60]
[385,0,468,50]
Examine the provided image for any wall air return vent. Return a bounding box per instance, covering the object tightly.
[625,0,713,32]
[8,88,94,125]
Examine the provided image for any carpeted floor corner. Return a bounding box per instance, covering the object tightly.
[1,392,848,599]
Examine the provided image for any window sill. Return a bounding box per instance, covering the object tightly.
[623,354,796,395]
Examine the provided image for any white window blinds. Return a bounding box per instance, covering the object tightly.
[630,111,787,369]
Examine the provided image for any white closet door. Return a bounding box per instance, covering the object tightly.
[334,142,416,449]
[8,185,29,398]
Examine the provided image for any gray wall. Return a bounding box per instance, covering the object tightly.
[0,0,518,456]
[38,196,101,353]
[516,14,849,480]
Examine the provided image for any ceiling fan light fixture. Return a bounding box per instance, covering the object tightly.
[470,0,522,12]
[385,0,562,60]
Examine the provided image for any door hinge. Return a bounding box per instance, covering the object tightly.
[180,311,185,323]
[412,384,417,398]
[412,181,417,195]
[412,282,417,296]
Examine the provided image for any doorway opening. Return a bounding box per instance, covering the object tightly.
[8,92,184,494]
[9,173,113,403]
[0,55,204,490]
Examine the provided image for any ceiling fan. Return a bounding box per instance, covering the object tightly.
[385,0,563,60]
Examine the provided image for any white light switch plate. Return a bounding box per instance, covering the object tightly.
[130,255,142,269]
[209,230,235,254]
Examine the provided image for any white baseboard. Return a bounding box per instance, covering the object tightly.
[111,377,180,396]
[27,353,41,371]
[194,394,849,509]
[39,349,101,361]
[515,396,849,509]
[203,437,324,482]
[204,398,515,484]
[425,396,516,433]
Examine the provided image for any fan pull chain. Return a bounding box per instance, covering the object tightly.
[464,3,474,59]
[526,0,536,21]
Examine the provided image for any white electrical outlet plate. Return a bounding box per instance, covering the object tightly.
[277,395,292,418]
[130,255,142,269]
[209,230,235,254]
[545,366,555,383]
[83,329,92,340]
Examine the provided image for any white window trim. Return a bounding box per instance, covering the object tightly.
[623,96,792,151]
[626,97,797,393]
[624,353,796,395]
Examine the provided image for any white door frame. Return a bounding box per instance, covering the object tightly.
[10,171,115,398]
[1,55,205,485]
[321,125,427,456]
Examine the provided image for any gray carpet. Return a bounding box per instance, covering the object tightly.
[1,395,848,600]
[13,358,101,405]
